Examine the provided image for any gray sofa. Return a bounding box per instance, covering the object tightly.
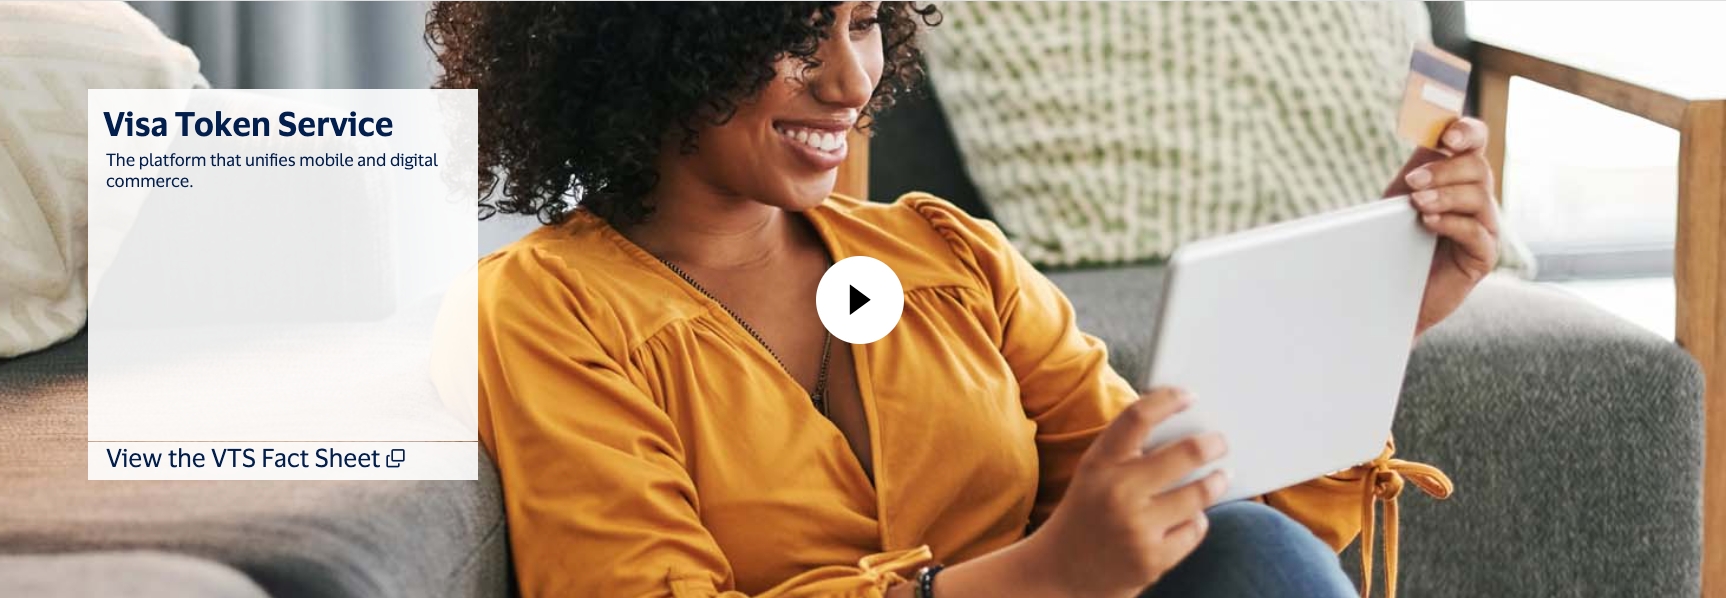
[0,3,1703,598]
[0,323,510,598]
[0,552,270,598]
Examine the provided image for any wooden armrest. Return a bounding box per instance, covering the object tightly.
[1476,42,1694,127]
[1475,39,1726,595]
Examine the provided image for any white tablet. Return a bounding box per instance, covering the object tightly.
[1139,196,1436,504]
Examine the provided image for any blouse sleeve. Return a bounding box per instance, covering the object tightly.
[907,195,1136,529]
[907,194,1384,552]
[477,249,931,598]
[1257,453,1382,551]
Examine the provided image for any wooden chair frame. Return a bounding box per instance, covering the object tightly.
[1474,42,1723,595]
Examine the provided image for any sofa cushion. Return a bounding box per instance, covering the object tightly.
[868,3,1479,221]
[923,2,1428,268]
[0,330,510,598]
[0,552,269,598]
[1356,277,1702,596]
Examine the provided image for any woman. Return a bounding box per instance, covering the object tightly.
[430,3,1498,597]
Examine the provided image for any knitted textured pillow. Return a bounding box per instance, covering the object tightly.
[924,2,1438,268]
[0,2,207,357]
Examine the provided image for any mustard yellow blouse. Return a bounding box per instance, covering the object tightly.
[475,193,1447,598]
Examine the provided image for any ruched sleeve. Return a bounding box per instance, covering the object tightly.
[476,248,931,597]
[904,194,1136,529]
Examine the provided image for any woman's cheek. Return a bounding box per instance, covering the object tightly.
[861,34,885,89]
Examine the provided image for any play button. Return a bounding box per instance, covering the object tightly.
[817,256,903,344]
[849,287,869,314]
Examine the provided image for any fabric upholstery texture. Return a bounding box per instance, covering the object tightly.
[0,552,270,598]
[1045,268,1704,596]
[882,1,1534,276]
[922,2,1428,267]
[0,1,207,358]
[1343,277,1703,597]
[0,329,512,598]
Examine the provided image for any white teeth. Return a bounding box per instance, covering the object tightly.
[778,125,845,153]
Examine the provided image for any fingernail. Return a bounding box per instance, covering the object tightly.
[1423,213,1440,225]
[1200,433,1228,460]
[1206,469,1231,496]
[1406,168,1432,189]
[1443,130,1463,148]
[1168,389,1192,408]
[1412,189,1437,207]
[1196,512,1210,533]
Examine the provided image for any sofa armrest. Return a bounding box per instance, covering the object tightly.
[1348,275,1705,596]
[1474,40,1725,590]
[0,552,269,598]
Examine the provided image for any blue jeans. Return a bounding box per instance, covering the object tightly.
[1140,501,1355,598]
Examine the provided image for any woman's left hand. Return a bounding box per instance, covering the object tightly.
[1383,116,1500,337]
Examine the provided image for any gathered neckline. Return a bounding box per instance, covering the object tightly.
[569,199,849,298]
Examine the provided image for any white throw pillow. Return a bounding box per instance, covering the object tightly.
[0,1,207,357]
[925,2,1532,274]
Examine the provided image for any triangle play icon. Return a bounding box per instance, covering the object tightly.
[849,286,870,315]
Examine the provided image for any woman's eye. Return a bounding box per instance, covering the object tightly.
[850,16,880,32]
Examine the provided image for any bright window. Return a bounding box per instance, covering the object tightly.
[1465,1,1726,339]
[1467,1,1726,281]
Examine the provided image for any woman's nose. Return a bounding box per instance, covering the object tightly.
[809,37,875,110]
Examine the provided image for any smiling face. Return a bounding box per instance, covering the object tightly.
[658,2,885,212]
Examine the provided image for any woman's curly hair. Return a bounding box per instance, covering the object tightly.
[426,2,941,225]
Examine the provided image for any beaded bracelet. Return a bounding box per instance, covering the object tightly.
[913,564,945,598]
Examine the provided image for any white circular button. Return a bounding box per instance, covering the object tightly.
[816,256,904,344]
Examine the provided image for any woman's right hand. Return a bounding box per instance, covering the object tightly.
[1024,388,1230,597]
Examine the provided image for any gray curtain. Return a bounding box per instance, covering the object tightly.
[128,1,435,89]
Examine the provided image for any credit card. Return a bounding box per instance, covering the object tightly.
[1396,43,1472,149]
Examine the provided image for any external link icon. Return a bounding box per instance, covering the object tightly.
[385,448,406,468]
